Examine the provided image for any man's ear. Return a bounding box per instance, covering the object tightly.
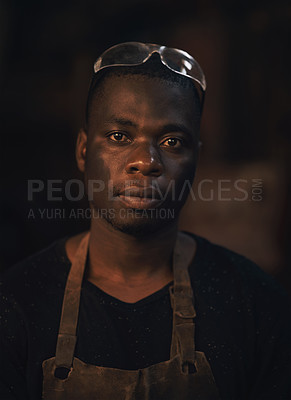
[76,129,87,172]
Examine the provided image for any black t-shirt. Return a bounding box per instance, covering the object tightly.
[0,232,290,400]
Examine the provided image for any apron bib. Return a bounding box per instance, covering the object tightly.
[42,232,220,399]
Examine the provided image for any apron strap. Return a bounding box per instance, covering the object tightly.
[55,233,90,369]
[169,232,196,373]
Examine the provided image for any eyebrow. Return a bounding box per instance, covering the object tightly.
[104,117,194,139]
[104,116,138,128]
[160,123,194,139]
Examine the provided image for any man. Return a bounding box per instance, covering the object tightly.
[0,42,290,400]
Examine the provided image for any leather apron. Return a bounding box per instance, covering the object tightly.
[42,232,220,399]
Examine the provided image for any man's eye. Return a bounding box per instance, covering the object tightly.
[108,132,130,143]
[160,137,182,148]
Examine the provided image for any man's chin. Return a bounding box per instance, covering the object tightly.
[104,208,177,236]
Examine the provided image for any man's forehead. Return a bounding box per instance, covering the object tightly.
[90,78,198,131]
[94,73,197,112]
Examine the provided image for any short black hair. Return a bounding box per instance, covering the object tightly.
[85,53,203,127]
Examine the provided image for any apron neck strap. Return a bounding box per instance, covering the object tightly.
[169,232,196,372]
[55,233,90,368]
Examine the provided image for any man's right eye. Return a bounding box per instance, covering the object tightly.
[108,132,131,143]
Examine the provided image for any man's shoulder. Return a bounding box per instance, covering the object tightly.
[0,236,70,301]
[185,230,289,303]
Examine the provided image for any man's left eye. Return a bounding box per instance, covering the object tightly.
[160,138,182,148]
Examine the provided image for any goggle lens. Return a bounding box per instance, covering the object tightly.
[93,42,206,93]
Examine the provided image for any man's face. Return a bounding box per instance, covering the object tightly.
[80,74,200,235]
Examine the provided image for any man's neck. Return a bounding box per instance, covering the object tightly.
[65,217,196,303]
[87,218,178,286]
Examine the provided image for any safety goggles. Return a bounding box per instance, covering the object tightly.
[92,42,206,104]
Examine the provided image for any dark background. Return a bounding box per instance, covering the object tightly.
[1,0,290,294]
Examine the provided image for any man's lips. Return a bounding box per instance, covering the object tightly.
[116,186,162,209]
[118,187,161,199]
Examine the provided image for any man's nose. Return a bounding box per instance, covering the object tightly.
[125,143,163,177]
